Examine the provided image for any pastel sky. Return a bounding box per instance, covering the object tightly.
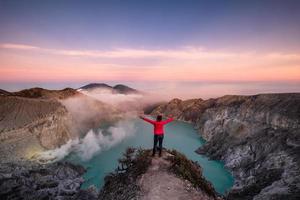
[0,0,299,98]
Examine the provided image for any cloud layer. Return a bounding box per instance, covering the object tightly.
[2,43,300,60]
[0,43,299,83]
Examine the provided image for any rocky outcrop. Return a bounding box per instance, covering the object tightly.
[99,148,219,200]
[0,161,97,200]
[151,93,300,200]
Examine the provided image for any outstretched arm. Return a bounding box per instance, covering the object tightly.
[162,116,174,124]
[139,116,155,125]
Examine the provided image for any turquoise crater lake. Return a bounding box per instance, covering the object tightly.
[66,118,234,194]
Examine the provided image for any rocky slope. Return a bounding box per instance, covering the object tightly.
[99,148,219,200]
[0,96,68,133]
[151,93,300,200]
[0,95,73,163]
[0,87,120,163]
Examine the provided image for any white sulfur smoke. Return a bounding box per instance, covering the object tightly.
[38,139,80,162]
[39,119,136,162]
[77,88,165,112]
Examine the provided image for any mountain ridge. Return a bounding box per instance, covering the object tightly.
[99,148,220,200]
[0,83,141,98]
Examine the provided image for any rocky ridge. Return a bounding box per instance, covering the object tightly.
[99,148,219,200]
[151,93,300,199]
[5,87,79,99]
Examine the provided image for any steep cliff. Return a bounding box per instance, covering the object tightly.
[151,93,300,200]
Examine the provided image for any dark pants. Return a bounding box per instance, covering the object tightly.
[153,134,164,156]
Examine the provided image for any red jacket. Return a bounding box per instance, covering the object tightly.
[140,116,174,135]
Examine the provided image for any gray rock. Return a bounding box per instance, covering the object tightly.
[0,161,96,200]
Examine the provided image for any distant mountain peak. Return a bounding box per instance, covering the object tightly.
[79,83,141,94]
[79,83,112,90]
[112,84,139,94]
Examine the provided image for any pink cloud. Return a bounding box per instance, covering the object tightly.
[1,43,40,50]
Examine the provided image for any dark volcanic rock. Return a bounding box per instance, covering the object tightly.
[151,93,300,200]
[0,161,97,200]
[98,148,152,200]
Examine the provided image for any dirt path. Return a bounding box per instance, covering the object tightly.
[137,152,216,200]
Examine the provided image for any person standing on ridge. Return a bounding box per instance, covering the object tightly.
[139,114,174,157]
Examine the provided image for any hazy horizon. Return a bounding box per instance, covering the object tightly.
[1,80,299,100]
